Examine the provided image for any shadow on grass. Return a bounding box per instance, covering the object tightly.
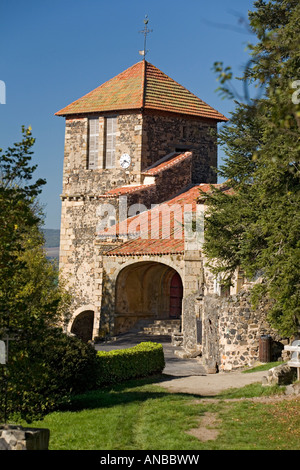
[62,374,210,412]
[59,371,285,415]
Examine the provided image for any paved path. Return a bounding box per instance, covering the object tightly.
[157,370,267,396]
[95,333,267,396]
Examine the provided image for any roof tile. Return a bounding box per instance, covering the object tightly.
[101,183,227,256]
[55,61,227,121]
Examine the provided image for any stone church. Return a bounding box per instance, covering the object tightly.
[56,60,281,372]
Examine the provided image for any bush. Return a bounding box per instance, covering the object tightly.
[0,335,165,422]
[37,328,99,395]
[0,328,98,422]
[96,342,165,386]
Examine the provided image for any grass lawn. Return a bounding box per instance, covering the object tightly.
[19,376,300,451]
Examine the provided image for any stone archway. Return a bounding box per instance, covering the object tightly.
[71,310,94,343]
[114,261,183,334]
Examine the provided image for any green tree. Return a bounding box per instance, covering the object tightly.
[202,0,300,337]
[0,126,45,328]
[0,127,97,422]
[0,126,69,337]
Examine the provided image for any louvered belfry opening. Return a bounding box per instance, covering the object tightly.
[88,117,99,169]
[105,116,117,169]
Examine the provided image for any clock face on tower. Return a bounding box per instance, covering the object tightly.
[119,153,131,169]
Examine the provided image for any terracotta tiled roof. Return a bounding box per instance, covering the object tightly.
[143,62,227,120]
[101,184,223,256]
[101,183,156,198]
[55,61,228,121]
[142,152,192,175]
[55,62,144,116]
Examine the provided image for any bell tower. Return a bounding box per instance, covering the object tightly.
[56,59,227,337]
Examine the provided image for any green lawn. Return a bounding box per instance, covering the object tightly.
[19,376,300,451]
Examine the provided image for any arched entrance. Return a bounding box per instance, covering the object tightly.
[71,310,94,343]
[114,261,183,334]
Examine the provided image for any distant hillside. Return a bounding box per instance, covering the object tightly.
[42,229,60,248]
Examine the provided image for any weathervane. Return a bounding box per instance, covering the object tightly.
[139,15,153,60]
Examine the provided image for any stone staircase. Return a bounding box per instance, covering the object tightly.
[133,318,181,336]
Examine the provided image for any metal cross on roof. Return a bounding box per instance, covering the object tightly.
[139,15,153,60]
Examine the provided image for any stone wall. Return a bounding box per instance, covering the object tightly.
[201,290,285,372]
[62,112,216,199]
[58,108,219,341]
[142,111,218,183]
[182,294,199,352]
[96,151,193,221]
[59,197,98,312]
[62,112,143,197]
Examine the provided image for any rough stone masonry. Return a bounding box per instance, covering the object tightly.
[56,60,285,372]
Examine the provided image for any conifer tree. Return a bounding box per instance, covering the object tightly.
[202,0,300,337]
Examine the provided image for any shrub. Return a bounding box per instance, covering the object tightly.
[0,336,165,422]
[1,328,98,422]
[96,342,165,386]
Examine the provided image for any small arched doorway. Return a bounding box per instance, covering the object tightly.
[169,272,183,318]
[71,310,94,343]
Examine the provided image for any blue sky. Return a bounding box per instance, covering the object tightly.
[1,0,256,228]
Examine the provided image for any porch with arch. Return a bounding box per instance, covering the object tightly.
[101,258,185,336]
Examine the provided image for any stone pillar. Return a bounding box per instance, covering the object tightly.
[182,248,203,352]
[182,294,198,351]
[93,250,104,339]
[201,294,220,373]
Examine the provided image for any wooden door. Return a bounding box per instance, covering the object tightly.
[169,272,183,318]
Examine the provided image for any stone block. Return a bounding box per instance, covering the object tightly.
[0,426,50,450]
[264,363,297,386]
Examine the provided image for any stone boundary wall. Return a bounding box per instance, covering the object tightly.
[202,290,285,372]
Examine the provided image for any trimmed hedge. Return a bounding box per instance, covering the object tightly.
[96,342,165,385]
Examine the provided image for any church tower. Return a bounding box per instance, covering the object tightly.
[56,60,227,342]
[56,60,227,194]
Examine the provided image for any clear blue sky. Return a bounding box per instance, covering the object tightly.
[1,0,256,229]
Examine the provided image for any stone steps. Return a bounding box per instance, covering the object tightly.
[136,319,181,336]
